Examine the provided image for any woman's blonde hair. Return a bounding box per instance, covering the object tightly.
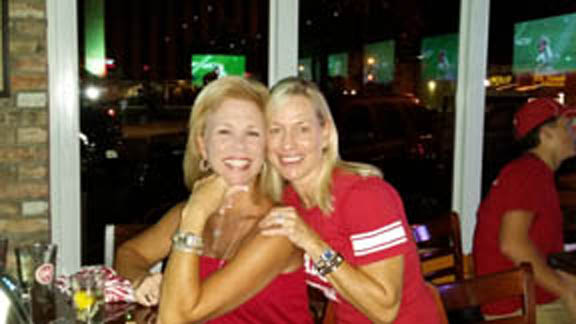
[265,77,381,214]
[183,76,270,192]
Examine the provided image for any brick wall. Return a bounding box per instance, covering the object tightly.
[0,0,50,274]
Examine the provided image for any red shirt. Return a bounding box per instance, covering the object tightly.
[199,256,313,323]
[473,153,564,314]
[285,170,441,324]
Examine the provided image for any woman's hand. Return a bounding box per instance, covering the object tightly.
[181,175,249,224]
[133,273,163,307]
[183,175,229,220]
[259,206,322,251]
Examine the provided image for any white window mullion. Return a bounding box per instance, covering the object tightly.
[268,0,299,86]
[47,0,82,274]
[453,0,491,253]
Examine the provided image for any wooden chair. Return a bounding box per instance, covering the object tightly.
[414,211,464,283]
[104,224,162,272]
[437,263,535,324]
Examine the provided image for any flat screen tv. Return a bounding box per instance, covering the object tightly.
[513,12,576,75]
[328,52,349,78]
[421,33,459,81]
[191,54,246,86]
[363,40,395,84]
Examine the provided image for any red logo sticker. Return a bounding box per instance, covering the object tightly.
[35,263,54,285]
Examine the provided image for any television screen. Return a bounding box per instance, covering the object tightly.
[298,57,313,81]
[191,54,246,86]
[363,40,395,84]
[513,12,576,75]
[421,33,459,81]
[328,52,349,78]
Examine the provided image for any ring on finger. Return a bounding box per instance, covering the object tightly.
[276,213,284,222]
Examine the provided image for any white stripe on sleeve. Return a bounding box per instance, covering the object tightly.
[350,221,408,257]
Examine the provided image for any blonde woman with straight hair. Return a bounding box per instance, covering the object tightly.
[260,77,442,323]
[115,76,313,323]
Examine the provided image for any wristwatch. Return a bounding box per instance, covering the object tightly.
[171,231,204,254]
[315,248,344,276]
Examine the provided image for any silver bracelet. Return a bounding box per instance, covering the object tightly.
[171,231,204,254]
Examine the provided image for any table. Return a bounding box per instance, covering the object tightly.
[54,303,157,323]
[102,304,157,324]
[37,290,157,323]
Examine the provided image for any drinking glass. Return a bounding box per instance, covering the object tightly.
[71,272,104,323]
[15,243,57,297]
[15,243,58,323]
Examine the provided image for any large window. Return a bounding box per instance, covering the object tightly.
[298,0,461,224]
[77,0,269,265]
[483,3,576,191]
[484,2,576,244]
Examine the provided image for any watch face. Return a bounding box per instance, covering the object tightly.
[322,249,335,261]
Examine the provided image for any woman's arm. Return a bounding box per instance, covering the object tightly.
[306,238,403,323]
[158,229,299,323]
[260,207,403,323]
[114,202,182,282]
[114,202,183,304]
[158,176,301,323]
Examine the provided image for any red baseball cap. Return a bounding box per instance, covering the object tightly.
[513,98,576,139]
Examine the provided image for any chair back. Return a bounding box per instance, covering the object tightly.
[437,263,535,324]
[104,224,162,272]
[414,211,464,283]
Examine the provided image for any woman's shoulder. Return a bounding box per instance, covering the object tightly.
[333,168,390,192]
[333,169,402,208]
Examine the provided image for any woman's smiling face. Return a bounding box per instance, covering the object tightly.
[266,95,329,189]
[199,98,266,186]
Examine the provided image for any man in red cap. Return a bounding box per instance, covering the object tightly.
[473,97,576,323]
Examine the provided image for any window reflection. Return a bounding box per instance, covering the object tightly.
[299,0,460,223]
[77,0,269,265]
[486,2,576,246]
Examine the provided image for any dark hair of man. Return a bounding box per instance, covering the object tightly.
[517,116,558,151]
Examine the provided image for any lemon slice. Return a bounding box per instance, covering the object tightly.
[74,290,95,311]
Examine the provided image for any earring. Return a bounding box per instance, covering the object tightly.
[199,158,211,172]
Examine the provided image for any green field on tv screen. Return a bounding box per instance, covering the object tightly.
[191,55,246,86]
[328,52,349,78]
[514,12,576,75]
[363,40,395,84]
[421,33,459,81]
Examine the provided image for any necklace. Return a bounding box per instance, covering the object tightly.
[205,211,260,268]
[204,190,270,268]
